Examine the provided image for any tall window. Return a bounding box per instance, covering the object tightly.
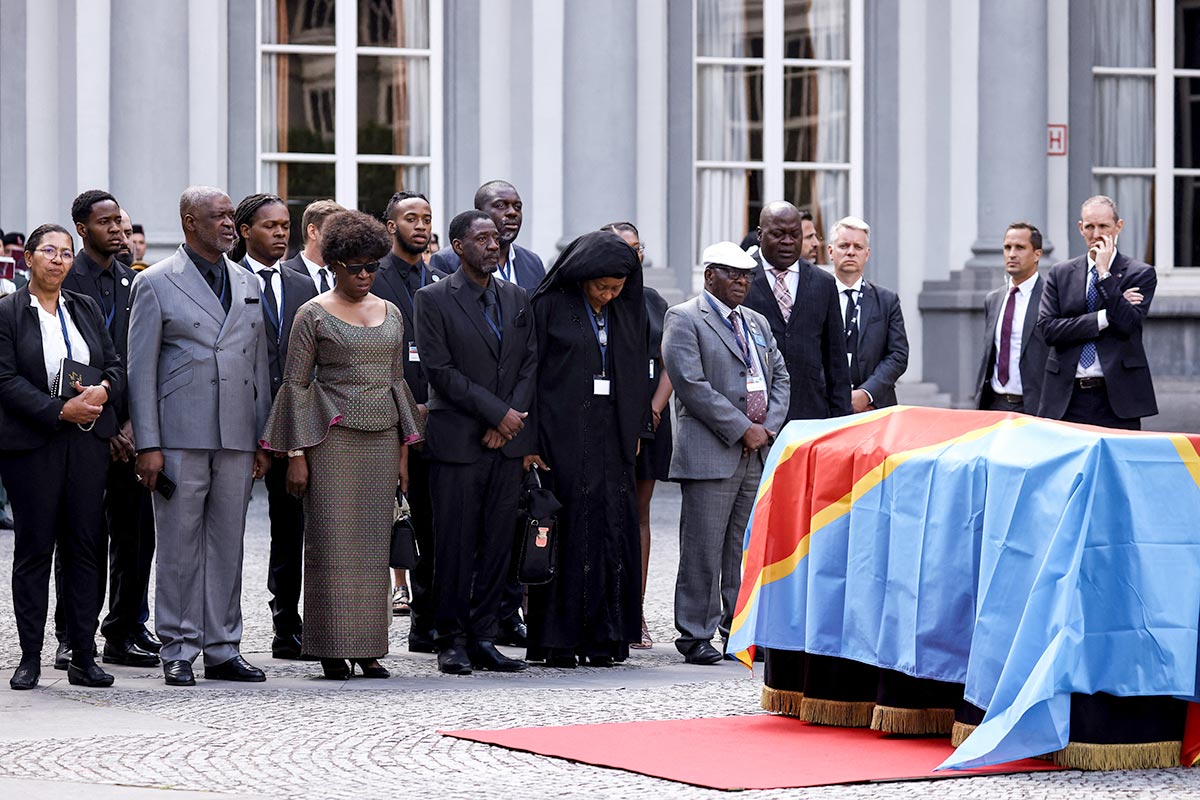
[694,0,862,263]
[1091,0,1200,267]
[259,0,441,248]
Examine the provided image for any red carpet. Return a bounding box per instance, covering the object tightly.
[442,715,1062,789]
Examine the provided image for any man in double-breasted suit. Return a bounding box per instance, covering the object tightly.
[234,193,317,660]
[827,216,908,411]
[742,201,850,421]
[663,242,790,666]
[128,186,272,687]
[415,210,538,676]
[975,222,1049,414]
[1037,196,1156,429]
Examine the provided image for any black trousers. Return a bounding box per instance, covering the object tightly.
[1063,384,1141,430]
[406,448,436,639]
[264,455,304,637]
[2,426,109,656]
[986,396,1024,413]
[430,452,522,647]
[98,457,156,643]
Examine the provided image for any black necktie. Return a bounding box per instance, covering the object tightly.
[844,288,859,375]
[319,268,331,293]
[480,291,502,340]
[261,268,280,336]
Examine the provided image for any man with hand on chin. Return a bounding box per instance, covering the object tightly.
[1037,195,1156,429]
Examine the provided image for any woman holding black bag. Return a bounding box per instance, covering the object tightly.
[0,223,124,690]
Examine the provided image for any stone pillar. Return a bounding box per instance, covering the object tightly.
[919,0,1049,405]
[560,0,638,245]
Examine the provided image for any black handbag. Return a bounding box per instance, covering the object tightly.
[514,466,562,585]
[389,490,420,570]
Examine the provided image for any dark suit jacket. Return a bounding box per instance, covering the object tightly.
[62,251,135,419]
[239,257,317,399]
[847,280,908,408]
[371,252,448,405]
[430,243,546,293]
[1036,252,1157,420]
[975,275,1049,413]
[413,269,538,464]
[0,287,125,449]
[742,253,851,419]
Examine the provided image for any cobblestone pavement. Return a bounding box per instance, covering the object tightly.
[4,482,1200,798]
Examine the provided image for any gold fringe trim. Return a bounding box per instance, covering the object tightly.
[870,705,955,736]
[799,697,875,728]
[760,685,805,717]
[1050,740,1182,771]
[950,721,976,748]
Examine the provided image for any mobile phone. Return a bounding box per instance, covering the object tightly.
[156,471,178,500]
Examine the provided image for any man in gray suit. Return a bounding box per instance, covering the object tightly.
[128,186,272,687]
[663,242,790,665]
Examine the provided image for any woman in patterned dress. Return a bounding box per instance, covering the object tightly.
[260,210,424,681]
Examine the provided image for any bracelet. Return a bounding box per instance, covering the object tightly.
[287,449,304,458]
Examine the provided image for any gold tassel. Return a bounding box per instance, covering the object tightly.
[1051,740,1182,771]
[870,705,955,735]
[800,697,875,728]
[950,721,976,748]
[761,686,805,717]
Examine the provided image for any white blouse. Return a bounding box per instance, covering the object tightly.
[30,293,90,391]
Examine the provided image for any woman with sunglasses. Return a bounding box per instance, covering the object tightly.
[0,224,124,689]
[260,210,424,681]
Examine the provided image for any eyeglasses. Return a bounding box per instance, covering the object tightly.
[335,260,380,275]
[34,246,75,263]
[712,266,753,282]
[634,244,646,255]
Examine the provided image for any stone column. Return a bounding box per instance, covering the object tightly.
[919,0,1049,405]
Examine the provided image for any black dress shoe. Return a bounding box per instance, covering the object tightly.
[54,642,71,671]
[469,641,527,672]
[683,641,724,665]
[68,658,115,687]
[102,640,160,667]
[319,658,350,680]
[163,660,196,686]
[204,655,266,682]
[496,619,528,648]
[437,645,473,675]
[351,659,390,679]
[134,627,162,654]
[408,630,438,654]
[9,656,40,690]
[271,633,305,660]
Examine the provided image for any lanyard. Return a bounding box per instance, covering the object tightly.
[704,293,754,372]
[56,302,73,360]
[399,263,427,307]
[481,291,503,341]
[499,250,514,283]
[584,292,609,375]
[104,302,115,331]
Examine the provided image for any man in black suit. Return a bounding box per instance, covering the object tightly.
[742,201,851,420]
[827,216,908,411]
[430,181,545,292]
[976,222,1049,414]
[281,199,344,294]
[414,210,538,675]
[234,193,317,659]
[371,190,446,652]
[1037,195,1156,429]
[56,190,160,670]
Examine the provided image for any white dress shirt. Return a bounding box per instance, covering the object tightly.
[300,252,333,293]
[1076,253,1111,379]
[497,246,517,284]
[31,292,90,390]
[246,254,282,302]
[990,272,1039,396]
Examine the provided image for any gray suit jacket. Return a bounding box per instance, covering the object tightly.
[663,295,790,481]
[128,246,271,452]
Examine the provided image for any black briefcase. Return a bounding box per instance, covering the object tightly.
[514,466,562,585]
[389,491,420,570]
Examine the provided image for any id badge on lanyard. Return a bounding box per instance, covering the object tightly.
[593,376,611,396]
[408,342,420,362]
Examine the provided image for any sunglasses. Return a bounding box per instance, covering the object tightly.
[335,260,380,275]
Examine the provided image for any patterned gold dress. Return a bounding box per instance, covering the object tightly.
[261,301,423,659]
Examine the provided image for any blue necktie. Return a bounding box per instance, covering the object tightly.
[1079,267,1099,368]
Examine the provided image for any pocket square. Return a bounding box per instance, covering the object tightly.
[514,308,529,327]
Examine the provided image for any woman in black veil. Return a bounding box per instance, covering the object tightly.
[526,231,650,667]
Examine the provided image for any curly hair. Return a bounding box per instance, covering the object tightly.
[320,210,391,265]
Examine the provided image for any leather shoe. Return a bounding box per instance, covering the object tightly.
[436,645,473,675]
[204,655,266,682]
[54,641,71,671]
[468,641,527,672]
[496,618,528,648]
[68,658,115,688]
[271,633,309,660]
[683,641,724,665]
[102,640,160,667]
[10,656,39,690]
[163,660,196,686]
[408,633,438,654]
[134,627,162,654]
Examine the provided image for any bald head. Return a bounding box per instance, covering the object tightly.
[757,201,804,268]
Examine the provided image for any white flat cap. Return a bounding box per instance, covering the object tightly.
[701,241,757,270]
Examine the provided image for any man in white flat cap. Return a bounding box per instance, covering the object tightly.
[661,241,790,665]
